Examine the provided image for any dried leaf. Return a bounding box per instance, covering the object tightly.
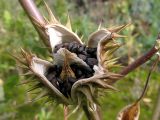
[117,56,159,120]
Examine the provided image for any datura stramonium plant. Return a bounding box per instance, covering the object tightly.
[16,2,160,120]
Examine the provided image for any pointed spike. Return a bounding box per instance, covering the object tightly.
[112,33,127,38]
[43,15,50,24]
[108,23,131,33]
[66,14,72,31]
[31,91,49,102]
[103,83,119,91]
[10,53,27,66]
[20,48,26,57]
[27,83,42,92]
[16,64,29,69]
[43,1,58,24]
[95,79,119,91]
[43,97,52,104]
[103,43,121,51]
[98,22,102,30]
[16,80,35,86]
[75,29,78,34]
[80,35,84,40]
[20,71,33,76]
[29,91,41,95]
[20,48,33,64]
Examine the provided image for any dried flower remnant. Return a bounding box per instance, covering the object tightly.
[117,56,159,120]
[17,1,160,120]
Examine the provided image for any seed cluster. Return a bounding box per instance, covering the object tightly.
[45,42,98,97]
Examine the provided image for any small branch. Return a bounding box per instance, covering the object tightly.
[82,105,92,120]
[120,34,160,76]
[64,105,68,120]
[19,0,45,24]
[19,0,49,46]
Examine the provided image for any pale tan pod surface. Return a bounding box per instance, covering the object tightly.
[117,102,140,120]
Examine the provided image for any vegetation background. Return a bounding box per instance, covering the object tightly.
[0,0,160,120]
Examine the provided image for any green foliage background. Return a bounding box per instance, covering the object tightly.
[0,0,160,119]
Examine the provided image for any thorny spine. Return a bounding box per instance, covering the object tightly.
[18,0,160,120]
[19,0,160,80]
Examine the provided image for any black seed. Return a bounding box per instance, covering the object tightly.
[68,42,74,50]
[79,75,86,79]
[54,44,64,53]
[71,45,78,53]
[86,58,98,67]
[86,47,97,58]
[82,50,87,55]
[66,82,72,91]
[57,78,63,84]
[93,52,97,58]
[56,65,62,76]
[78,54,87,61]
[47,65,56,73]
[76,70,83,78]
[46,73,56,81]
[85,73,93,78]
[50,78,59,88]
[50,42,100,97]
[86,47,97,54]
[61,87,66,96]
[78,46,85,53]
[68,77,77,83]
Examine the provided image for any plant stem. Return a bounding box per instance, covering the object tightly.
[19,0,49,46]
[82,105,92,120]
[120,34,160,76]
[120,47,157,76]
[19,0,44,24]
[64,105,68,120]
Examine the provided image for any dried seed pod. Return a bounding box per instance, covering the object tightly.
[117,57,159,120]
[17,2,132,119]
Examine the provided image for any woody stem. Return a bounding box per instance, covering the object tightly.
[120,34,160,76]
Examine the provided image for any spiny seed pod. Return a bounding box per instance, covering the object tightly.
[15,2,132,119]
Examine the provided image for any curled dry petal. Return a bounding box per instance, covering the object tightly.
[108,23,131,33]
[71,73,121,103]
[31,2,83,52]
[19,50,70,104]
[88,26,127,73]
[87,29,112,48]
[46,24,83,51]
